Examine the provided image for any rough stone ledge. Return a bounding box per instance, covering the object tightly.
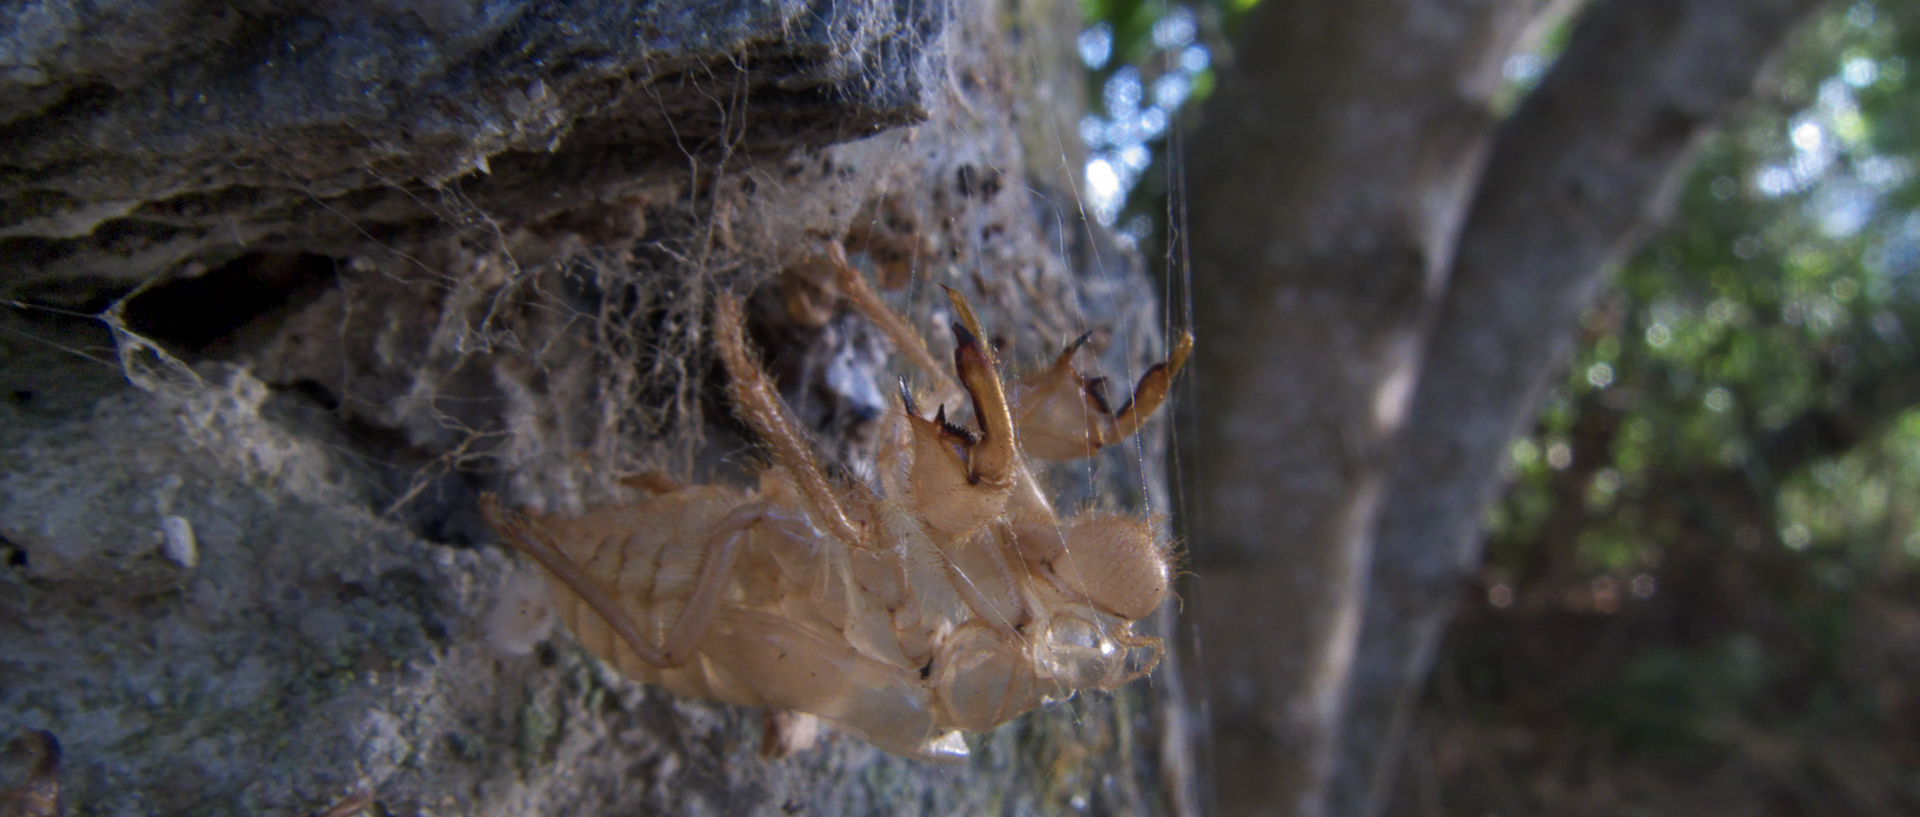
[0,0,942,291]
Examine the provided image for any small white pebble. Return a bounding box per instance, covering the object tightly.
[762,710,821,758]
[485,569,556,656]
[159,515,198,568]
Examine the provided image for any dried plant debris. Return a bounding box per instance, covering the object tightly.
[0,730,60,817]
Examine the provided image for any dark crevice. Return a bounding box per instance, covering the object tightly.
[266,376,494,550]
[120,252,338,355]
[286,378,342,412]
[0,81,120,144]
[0,236,68,272]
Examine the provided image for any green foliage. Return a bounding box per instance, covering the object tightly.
[1494,0,1920,589]
[1470,3,1920,795]
[1577,635,1776,754]
[1076,1,1222,228]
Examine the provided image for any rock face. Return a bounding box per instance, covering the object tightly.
[1,0,937,290]
[1,1,1191,816]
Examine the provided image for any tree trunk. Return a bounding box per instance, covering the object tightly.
[1182,3,1547,814]
[1182,0,1823,815]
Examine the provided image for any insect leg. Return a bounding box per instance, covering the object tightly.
[1094,330,1194,447]
[898,303,1024,539]
[1013,329,1194,461]
[821,242,955,395]
[713,291,866,548]
[943,287,1017,489]
[652,501,781,666]
[484,495,762,669]
[482,495,678,667]
[1109,632,1165,686]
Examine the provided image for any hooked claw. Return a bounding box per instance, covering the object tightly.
[1014,328,1193,461]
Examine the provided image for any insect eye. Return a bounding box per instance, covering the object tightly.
[1039,615,1123,689]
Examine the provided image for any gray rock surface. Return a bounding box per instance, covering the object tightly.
[0,0,1192,814]
[1,0,937,291]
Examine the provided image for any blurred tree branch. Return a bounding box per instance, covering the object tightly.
[1181,0,1825,815]
[1345,1,1826,814]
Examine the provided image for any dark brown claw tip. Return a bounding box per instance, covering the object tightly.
[950,322,1001,428]
[950,321,981,352]
[1113,362,1169,417]
[1082,376,1114,415]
